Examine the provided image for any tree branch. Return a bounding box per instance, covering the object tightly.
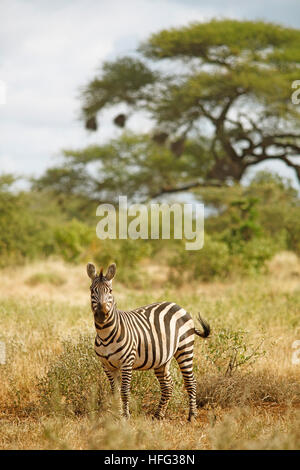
[150,180,223,199]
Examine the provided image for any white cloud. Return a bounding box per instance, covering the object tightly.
[0,154,16,173]
[0,80,7,105]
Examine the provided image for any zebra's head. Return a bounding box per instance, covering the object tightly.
[87,262,117,325]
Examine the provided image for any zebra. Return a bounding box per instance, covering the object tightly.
[87,262,210,421]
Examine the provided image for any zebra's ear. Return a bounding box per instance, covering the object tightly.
[105,263,116,281]
[87,262,97,280]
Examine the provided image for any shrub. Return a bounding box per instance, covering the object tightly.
[169,235,230,282]
[54,220,94,263]
[0,187,47,266]
[38,335,107,416]
[90,238,153,284]
[201,327,265,376]
[235,235,286,274]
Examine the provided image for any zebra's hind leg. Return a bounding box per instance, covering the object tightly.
[153,362,173,420]
[175,351,197,421]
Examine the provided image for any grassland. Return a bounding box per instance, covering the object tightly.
[0,253,299,450]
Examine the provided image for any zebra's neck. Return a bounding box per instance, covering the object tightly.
[95,304,121,343]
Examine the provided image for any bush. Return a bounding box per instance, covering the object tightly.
[54,220,94,263]
[202,327,265,376]
[169,232,287,282]
[235,235,286,274]
[38,335,107,416]
[0,188,48,266]
[89,238,153,284]
[0,170,298,280]
[169,236,230,281]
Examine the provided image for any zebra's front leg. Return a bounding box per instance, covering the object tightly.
[154,363,173,420]
[120,366,133,419]
[103,367,120,396]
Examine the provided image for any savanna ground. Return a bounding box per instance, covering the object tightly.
[0,253,299,450]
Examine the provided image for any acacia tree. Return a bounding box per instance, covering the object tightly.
[36,19,300,201]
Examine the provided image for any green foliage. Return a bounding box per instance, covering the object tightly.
[92,238,152,284]
[203,327,265,376]
[243,173,300,255]
[181,172,298,279]
[54,220,94,263]
[170,235,230,282]
[168,186,287,281]
[217,194,286,273]
[32,166,91,197]
[142,19,300,63]
[1,169,300,284]
[222,198,262,247]
[34,133,212,202]
[0,181,54,266]
[169,231,284,283]
[0,173,16,190]
[82,57,157,119]
[234,236,286,274]
[38,335,106,416]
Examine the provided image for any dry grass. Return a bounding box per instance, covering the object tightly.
[0,253,299,450]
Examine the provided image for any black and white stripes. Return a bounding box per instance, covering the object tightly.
[87,262,210,421]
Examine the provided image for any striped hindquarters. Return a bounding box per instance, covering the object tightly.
[127,301,195,370]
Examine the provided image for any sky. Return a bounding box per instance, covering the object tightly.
[1,0,300,187]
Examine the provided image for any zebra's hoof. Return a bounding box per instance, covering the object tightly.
[188,414,196,422]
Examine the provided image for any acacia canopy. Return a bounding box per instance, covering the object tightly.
[37,19,300,201]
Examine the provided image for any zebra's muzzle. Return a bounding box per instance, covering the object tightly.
[95,304,109,324]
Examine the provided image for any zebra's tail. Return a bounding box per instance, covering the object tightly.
[194,313,210,338]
